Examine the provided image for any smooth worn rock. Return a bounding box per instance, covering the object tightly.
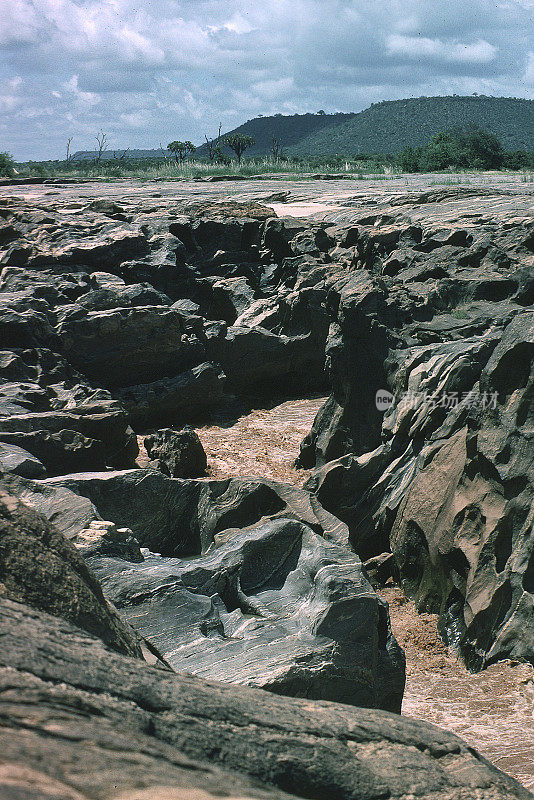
[114,362,226,428]
[90,515,405,712]
[144,427,207,478]
[0,441,46,478]
[14,467,402,710]
[40,469,349,555]
[73,519,143,562]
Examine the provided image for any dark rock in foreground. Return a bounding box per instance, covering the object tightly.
[1,596,531,800]
[18,469,402,710]
[90,515,405,712]
[0,487,141,657]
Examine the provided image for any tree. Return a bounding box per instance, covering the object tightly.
[65,138,74,166]
[419,126,504,171]
[0,151,15,177]
[271,137,284,160]
[204,124,222,162]
[397,126,505,172]
[167,140,196,165]
[93,131,108,166]
[223,134,255,164]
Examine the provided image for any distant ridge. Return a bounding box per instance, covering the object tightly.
[72,96,533,160]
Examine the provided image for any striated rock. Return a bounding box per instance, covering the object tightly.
[57,306,201,388]
[13,468,403,710]
[0,405,138,467]
[0,596,531,800]
[144,427,207,478]
[40,469,349,555]
[90,515,404,711]
[0,472,98,540]
[306,313,534,668]
[114,362,226,428]
[0,441,46,478]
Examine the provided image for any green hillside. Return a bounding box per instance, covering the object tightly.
[288,96,533,155]
[196,112,356,157]
[209,96,533,158]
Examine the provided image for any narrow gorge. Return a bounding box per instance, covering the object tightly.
[0,174,533,799]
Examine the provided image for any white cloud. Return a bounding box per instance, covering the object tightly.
[0,0,531,159]
[62,74,100,108]
[387,35,497,64]
[524,52,534,84]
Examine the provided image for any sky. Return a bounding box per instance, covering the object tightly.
[1,0,533,161]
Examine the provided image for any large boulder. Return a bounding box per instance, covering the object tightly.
[90,515,405,712]
[20,469,403,710]
[41,470,349,556]
[114,362,226,428]
[144,427,207,478]
[0,404,138,467]
[56,306,202,388]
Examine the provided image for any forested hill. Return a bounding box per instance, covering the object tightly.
[209,96,533,157]
[289,96,533,155]
[195,112,356,157]
[71,96,532,162]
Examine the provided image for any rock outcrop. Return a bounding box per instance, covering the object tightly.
[298,201,534,670]
[1,186,532,676]
[144,426,207,477]
[9,469,402,710]
[2,593,531,800]
[0,487,141,657]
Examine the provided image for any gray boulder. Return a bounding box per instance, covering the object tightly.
[0,441,46,478]
[57,306,202,387]
[0,486,141,657]
[41,469,348,556]
[90,515,405,711]
[144,427,207,477]
[73,519,143,562]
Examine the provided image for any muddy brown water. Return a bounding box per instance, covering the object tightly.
[171,397,533,791]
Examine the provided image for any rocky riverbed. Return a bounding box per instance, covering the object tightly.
[196,395,534,790]
[1,174,533,798]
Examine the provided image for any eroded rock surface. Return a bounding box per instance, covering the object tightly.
[0,183,532,703]
[9,468,402,709]
[1,594,531,800]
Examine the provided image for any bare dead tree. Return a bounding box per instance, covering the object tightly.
[205,123,222,162]
[65,137,74,165]
[271,137,284,160]
[94,131,108,166]
[159,142,169,162]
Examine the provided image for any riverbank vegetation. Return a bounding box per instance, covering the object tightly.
[6,127,534,180]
